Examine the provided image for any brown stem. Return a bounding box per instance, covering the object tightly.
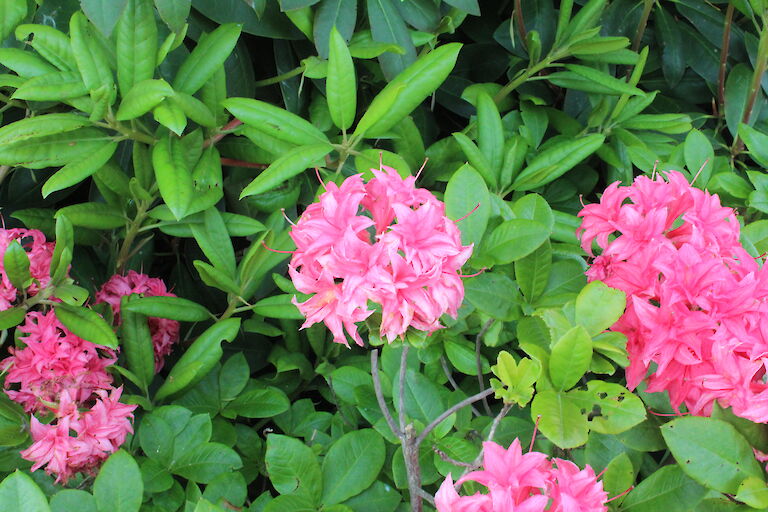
[204,119,243,148]
[514,0,527,48]
[404,424,423,512]
[370,349,403,438]
[220,158,269,169]
[398,346,409,435]
[414,388,494,447]
[718,3,735,116]
[631,0,654,52]
[475,320,494,415]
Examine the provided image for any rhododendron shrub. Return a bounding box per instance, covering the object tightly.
[435,439,608,512]
[95,271,180,371]
[1,311,135,482]
[288,166,473,346]
[0,228,55,310]
[578,171,768,421]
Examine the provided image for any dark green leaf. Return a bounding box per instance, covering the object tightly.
[93,450,142,512]
[322,430,385,505]
[173,23,241,95]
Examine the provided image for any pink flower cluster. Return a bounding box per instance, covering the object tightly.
[95,270,180,372]
[436,439,608,512]
[0,228,55,310]
[288,166,473,346]
[2,310,135,483]
[578,171,768,421]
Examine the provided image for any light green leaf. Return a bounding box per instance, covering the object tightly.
[93,450,142,512]
[239,143,332,198]
[3,242,30,290]
[153,133,194,220]
[530,389,588,449]
[444,164,490,247]
[116,79,174,120]
[56,202,125,230]
[0,0,26,42]
[266,434,323,501]
[549,325,592,391]
[512,134,605,191]
[116,0,157,95]
[224,97,330,146]
[322,429,385,505]
[42,140,117,197]
[478,219,549,265]
[173,23,241,95]
[54,303,119,349]
[327,26,356,131]
[0,471,51,512]
[575,281,626,336]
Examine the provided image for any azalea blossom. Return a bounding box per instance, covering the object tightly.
[288,165,473,346]
[95,270,180,371]
[0,228,55,310]
[578,170,768,422]
[435,439,608,512]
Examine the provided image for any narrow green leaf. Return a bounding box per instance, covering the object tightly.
[15,25,76,71]
[173,23,241,95]
[119,297,154,390]
[0,114,90,146]
[739,123,768,168]
[366,0,416,80]
[152,133,194,220]
[224,97,330,146]
[122,296,211,322]
[476,92,504,180]
[12,71,88,101]
[93,450,143,512]
[50,214,73,285]
[3,242,30,290]
[327,26,356,131]
[54,303,119,349]
[239,144,332,198]
[515,240,552,302]
[561,64,643,95]
[683,129,714,188]
[190,207,237,276]
[314,0,357,58]
[451,132,495,189]
[42,140,117,197]
[116,79,174,120]
[0,48,57,77]
[116,0,157,95]
[172,93,216,128]
[512,134,605,191]
[0,0,26,42]
[70,11,115,94]
[194,260,240,295]
[56,202,125,230]
[251,295,304,320]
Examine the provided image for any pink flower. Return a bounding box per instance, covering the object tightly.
[435,439,607,512]
[289,165,473,346]
[0,228,55,310]
[1,310,115,413]
[95,271,180,371]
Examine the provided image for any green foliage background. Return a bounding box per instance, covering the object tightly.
[1,0,768,511]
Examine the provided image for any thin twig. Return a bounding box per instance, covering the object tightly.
[415,388,494,447]
[441,356,481,417]
[418,488,435,506]
[475,320,494,415]
[718,3,735,116]
[370,349,402,438]
[434,447,475,468]
[220,158,269,169]
[487,403,512,443]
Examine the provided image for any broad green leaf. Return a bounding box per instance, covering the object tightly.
[530,389,588,449]
[512,134,605,191]
[224,97,330,146]
[0,0,26,42]
[354,43,462,138]
[266,434,323,500]
[549,325,592,391]
[3,242,30,290]
[444,164,490,247]
[153,133,194,220]
[153,100,187,135]
[478,219,549,265]
[54,303,119,349]
[570,381,646,434]
[56,202,125,230]
[154,0,191,32]
[0,48,57,77]
[622,465,706,512]
[661,416,764,494]
[366,0,416,80]
[711,402,768,453]
[171,443,242,484]
[219,353,249,401]
[739,123,768,168]
[15,25,76,71]
[239,143,332,198]
[464,272,516,320]
[0,128,110,169]
[122,296,211,322]
[173,23,241,95]
[50,490,97,512]
[512,194,554,232]
[575,281,626,336]
[172,93,216,128]
[0,307,26,330]
[154,318,241,401]
[70,12,115,94]
[251,295,304,320]
[476,92,504,180]
[348,29,405,59]
[602,452,634,501]
[0,471,51,512]
[80,0,128,37]
[225,387,290,418]
[683,129,714,187]
[0,114,90,146]
[264,495,316,512]
[93,450,143,512]
[327,26,356,131]
[341,481,401,512]
[725,64,753,138]
[12,71,88,101]
[116,79,174,120]
[322,429,385,505]
[116,0,157,95]
[190,207,237,276]
[42,140,117,197]
[119,297,154,391]
[515,240,552,302]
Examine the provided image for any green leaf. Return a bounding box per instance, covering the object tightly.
[12,71,88,101]
[621,465,706,512]
[173,23,241,95]
[549,325,592,391]
[0,471,51,512]
[172,93,217,128]
[0,114,90,146]
[530,389,588,449]
[56,202,125,230]
[725,64,753,138]
[50,214,73,285]
[119,297,154,391]
[683,129,714,188]
[575,281,626,336]
[478,219,549,265]
[80,0,128,37]
[0,307,26,330]
[327,26,356,131]
[512,134,605,191]
[224,98,331,146]
[0,128,111,169]
[194,260,240,295]
[153,100,187,135]
[444,164,490,247]
[512,194,554,232]
[570,381,646,434]
[190,207,237,276]
[266,434,323,501]
[735,476,768,509]
[252,295,304,320]
[516,241,552,302]
[0,0,26,42]
[116,0,157,96]
[322,429,385,505]
[70,11,115,94]
[42,140,117,197]
[561,64,643,95]
[225,387,290,418]
[0,48,57,77]
[313,0,357,59]
[116,79,174,120]
[451,132,495,188]
[3,242,30,290]
[354,43,462,138]
[122,296,211,322]
[153,133,194,220]
[661,416,764,494]
[239,143,332,198]
[366,0,416,80]
[739,123,768,168]
[55,303,119,349]
[50,490,97,512]
[476,92,504,179]
[171,443,242,484]
[93,450,143,512]
[154,318,241,401]
[154,0,191,32]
